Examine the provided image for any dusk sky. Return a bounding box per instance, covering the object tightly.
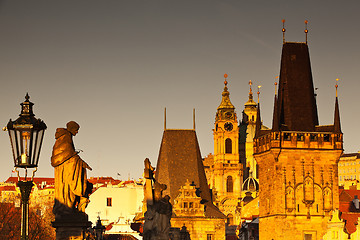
[0,1,359,181]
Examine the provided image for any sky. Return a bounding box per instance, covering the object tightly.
[0,0,359,181]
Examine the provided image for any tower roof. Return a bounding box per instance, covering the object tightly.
[217,78,235,111]
[276,42,319,131]
[155,129,225,219]
[244,80,257,107]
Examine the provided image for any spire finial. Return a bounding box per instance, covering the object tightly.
[275,76,279,95]
[249,80,253,95]
[282,19,286,44]
[193,108,196,130]
[25,92,30,101]
[304,20,309,44]
[257,85,261,103]
[335,78,339,97]
[224,73,228,87]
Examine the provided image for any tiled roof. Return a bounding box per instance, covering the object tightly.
[276,42,319,131]
[339,189,360,235]
[155,129,225,219]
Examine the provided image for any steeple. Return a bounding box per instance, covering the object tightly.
[217,74,235,111]
[244,80,257,107]
[334,79,341,133]
[272,81,279,132]
[275,42,319,131]
[254,86,262,138]
[216,74,235,122]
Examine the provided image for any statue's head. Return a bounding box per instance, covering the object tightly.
[66,121,80,136]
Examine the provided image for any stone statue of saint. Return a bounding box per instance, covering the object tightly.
[51,121,92,219]
[143,158,172,240]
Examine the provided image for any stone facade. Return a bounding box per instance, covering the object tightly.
[253,42,343,240]
[205,77,242,226]
[172,180,225,240]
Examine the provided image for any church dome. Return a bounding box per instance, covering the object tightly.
[242,174,259,192]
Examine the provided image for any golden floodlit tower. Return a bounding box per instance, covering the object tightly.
[253,21,343,240]
[210,74,242,225]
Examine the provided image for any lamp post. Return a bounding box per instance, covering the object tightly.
[93,216,106,240]
[5,93,47,240]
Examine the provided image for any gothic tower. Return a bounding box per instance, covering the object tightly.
[253,40,343,240]
[210,74,242,225]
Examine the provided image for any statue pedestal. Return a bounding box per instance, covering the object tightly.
[52,213,92,240]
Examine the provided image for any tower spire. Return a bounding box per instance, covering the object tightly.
[282,19,286,44]
[304,20,309,44]
[257,85,261,104]
[217,74,235,111]
[272,80,279,132]
[334,78,341,133]
[255,86,262,137]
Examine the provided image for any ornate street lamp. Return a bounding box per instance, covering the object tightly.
[93,216,106,240]
[4,93,47,240]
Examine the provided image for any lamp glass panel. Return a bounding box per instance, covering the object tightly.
[20,130,31,166]
[32,129,44,166]
[9,129,19,166]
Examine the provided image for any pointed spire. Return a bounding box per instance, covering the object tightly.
[244,80,257,107]
[282,19,286,44]
[217,74,235,110]
[272,81,279,132]
[257,85,261,103]
[276,42,319,131]
[255,87,262,138]
[334,79,341,133]
[255,102,262,138]
[304,20,309,44]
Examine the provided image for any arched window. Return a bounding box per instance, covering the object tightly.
[225,138,232,154]
[227,176,233,192]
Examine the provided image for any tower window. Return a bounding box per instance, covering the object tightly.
[324,134,330,142]
[226,176,233,193]
[225,138,232,154]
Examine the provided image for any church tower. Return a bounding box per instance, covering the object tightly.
[211,74,242,225]
[239,81,259,182]
[254,24,343,240]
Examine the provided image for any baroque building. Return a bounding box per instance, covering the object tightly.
[253,41,343,240]
[207,76,242,226]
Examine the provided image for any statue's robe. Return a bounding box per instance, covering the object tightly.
[51,128,91,215]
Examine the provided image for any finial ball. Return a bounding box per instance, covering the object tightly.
[282,19,285,23]
[224,74,228,79]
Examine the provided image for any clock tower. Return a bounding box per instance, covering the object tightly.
[210,74,242,225]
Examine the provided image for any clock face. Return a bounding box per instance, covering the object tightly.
[224,122,233,131]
